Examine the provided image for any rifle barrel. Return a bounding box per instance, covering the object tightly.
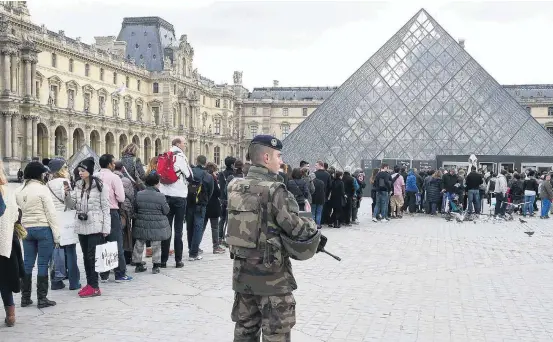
[322,249,341,261]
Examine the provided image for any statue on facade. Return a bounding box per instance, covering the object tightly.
[68,91,74,109]
[100,99,106,115]
[233,71,243,85]
[48,90,55,106]
[137,107,143,122]
[192,68,198,80]
[84,94,90,111]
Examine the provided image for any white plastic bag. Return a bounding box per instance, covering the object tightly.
[94,241,118,273]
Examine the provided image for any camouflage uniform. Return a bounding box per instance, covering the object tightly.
[227,165,319,342]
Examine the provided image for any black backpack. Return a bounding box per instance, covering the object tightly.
[187,171,208,206]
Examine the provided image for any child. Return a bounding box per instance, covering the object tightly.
[132,173,170,274]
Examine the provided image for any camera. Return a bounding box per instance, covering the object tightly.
[77,213,88,221]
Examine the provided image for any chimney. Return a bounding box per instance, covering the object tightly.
[458,38,465,49]
[273,80,279,87]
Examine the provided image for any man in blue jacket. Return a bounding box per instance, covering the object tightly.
[404,169,419,214]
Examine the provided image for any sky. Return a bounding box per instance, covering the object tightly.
[26,0,553,90]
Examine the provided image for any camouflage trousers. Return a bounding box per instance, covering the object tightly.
[231,292,296,342]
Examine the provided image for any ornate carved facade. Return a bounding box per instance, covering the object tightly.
[0,2,245,175]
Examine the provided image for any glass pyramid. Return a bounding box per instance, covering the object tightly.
[282,9,553,169]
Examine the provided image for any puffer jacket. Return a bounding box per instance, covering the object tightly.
[15,180,60,244]
[65,179,111,235]
[133,187,171,241]
[0,185,18,258]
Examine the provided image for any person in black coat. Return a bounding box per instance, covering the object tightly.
[204,162,225,254]
[426,171,443,215]
[314,161,333,225]
[217,156,236,243]
[342,167,355,225]
[330,171,346,228]
[132,173,171,274]
[287,168,309,211]
[311,177,326,229]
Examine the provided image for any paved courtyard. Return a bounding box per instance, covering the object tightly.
[2,185,553,341]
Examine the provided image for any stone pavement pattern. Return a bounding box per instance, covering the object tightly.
[2,184,553,341]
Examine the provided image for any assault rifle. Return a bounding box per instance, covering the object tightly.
[317,235,341,261]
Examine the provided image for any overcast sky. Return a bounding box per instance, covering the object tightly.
[27,0,553,90]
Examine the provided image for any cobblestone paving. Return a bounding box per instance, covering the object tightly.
[2,188,553,341]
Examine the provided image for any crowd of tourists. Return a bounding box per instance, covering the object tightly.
[370,164,553,221]
[0,135,365,327]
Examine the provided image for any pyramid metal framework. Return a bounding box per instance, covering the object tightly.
[282,9,553,169]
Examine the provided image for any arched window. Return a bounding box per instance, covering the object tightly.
[214,146,221,165]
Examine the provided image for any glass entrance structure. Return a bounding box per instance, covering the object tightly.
[282,9,553,169]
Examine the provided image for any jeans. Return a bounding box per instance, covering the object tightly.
[524,195,536,216]
[467,189,481,214]
[541,198,551,217]
[373,191,389,218]
[203,217,220,248]
[161,196,187,264]
[429,201,438,215]
[442,192,455,213]
[218,203,227,241]
[23,226,54,277]
[78,233,104,289]
[0,272,14,306]
[311,204,323,226]
[101,210,127,279]
[352,197,359,222]
[495,193,507,216]
[186,205,207,258]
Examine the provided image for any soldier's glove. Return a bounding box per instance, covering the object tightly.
[317,234,328,253]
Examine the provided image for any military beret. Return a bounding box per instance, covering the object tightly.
[250,135,283,151]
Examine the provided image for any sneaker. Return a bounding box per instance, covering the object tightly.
[152,267,160,274]
[114,275,133,282]
[159,263,167,268]
[175,261,184,268]
[100,276,109,283]
[135,264,147,273]
[213,247,225,254]
[382,218,389,223]
[79,286,101,298]
[372,217,378,223]
[78,284,91,296]
[188,255,203,261]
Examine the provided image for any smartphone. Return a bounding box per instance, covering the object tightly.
[63,180,71,190]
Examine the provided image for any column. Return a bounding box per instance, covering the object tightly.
[2,53,9,94]
[24,58,31,97]
[4,113,12,158]
[10,54,17,94]
[25,116,32,160]
[49,129,55,157]
[31,61,37,98]
[31,117,37,159]
[11,114,18,158]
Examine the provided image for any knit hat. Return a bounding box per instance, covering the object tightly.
[48,158,66,174]
[77,157,95,175]
[344,166,352,174]
[23,161,47,181]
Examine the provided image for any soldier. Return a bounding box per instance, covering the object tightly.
[227,135,321,342]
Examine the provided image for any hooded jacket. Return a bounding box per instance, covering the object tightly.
[405,171,419,192]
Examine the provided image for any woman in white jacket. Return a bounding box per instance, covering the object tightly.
[64,157,110,298]
[46,158,81,291]
[0,160,23,326]
[15,162,59,309]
